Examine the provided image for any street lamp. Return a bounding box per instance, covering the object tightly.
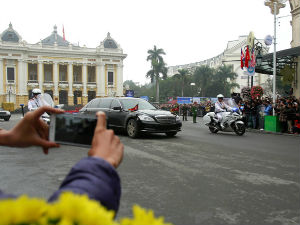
[264,0,287,115]
[190,83,195,98]
[8,86,12,103]
[254,41,263,66]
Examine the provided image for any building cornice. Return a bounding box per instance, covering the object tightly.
[0,43,127,60]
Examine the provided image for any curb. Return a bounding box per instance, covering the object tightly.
[246,128,300,137]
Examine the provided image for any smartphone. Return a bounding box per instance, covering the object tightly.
[49,113,97,147]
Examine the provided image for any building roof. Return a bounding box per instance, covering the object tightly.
[40,25,69,46]
[255,46,300,76]
[103,32,118,49]
[1,23,21,43]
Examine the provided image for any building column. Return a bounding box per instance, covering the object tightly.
[18,60,27,95]
[97,62,105,97]
[16,60,27,106]
[68,62,74,105]
[0,59,4,103]
[82,63,88,105]
[38,61,43,91]
[0,59,4,95]
[116,64,123,96]
[53,62,59,104]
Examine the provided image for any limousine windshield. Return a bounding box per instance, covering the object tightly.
[120,99,156,110]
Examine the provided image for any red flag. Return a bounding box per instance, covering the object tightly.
[241,48,245,69]
[129,104,138,111]
[245,46,250,68]
[63,25,65,41]
[250,48,256,67]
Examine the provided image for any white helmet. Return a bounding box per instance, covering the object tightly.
[217,94,224,98]
[32,88,42,95]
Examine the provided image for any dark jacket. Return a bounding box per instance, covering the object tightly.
[286,107,296,121]
[0,157,121,213]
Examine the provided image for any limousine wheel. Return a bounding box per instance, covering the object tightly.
[166,131,177,137]
[127,119,139,138]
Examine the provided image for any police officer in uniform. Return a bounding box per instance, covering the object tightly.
[28,89,49,111]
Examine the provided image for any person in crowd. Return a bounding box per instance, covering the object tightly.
[278,100,287,133]
[191,102,198,123]
[292,103,300,134]
[243,101,251,128]
[264,100,273,116]
[258,100,265,130]
[286,102,296,134]
[205,102,211,115]
[0,106,124,213]
[214,94,231,129]
[181,104,188,121]
[28,88,49,111]
[232,92,242,105]
[250,102,258,129]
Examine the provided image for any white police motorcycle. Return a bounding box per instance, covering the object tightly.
[203,99,245,136]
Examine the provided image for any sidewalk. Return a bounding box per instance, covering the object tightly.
[246,128,300,137]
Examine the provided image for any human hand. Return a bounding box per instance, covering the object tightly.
[88,112,124,168]
[5,106,64,154]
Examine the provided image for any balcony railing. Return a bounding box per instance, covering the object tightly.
[28,80,38,83]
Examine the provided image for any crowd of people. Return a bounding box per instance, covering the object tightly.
[241,95,300,134]
[159,94,300,134]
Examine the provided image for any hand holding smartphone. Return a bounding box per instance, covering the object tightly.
[49,113,97,147]
[49,112,124,168]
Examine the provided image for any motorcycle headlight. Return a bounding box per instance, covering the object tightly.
[138,115,155,122]
[176,115,181,122]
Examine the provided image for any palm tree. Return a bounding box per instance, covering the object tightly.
[174,69,189,97]
[146,46,167,103]
[214,65,239,95]
[193,65,214,97]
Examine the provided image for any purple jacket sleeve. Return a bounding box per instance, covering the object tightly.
[0,190,16,200]
[48,157,121,213]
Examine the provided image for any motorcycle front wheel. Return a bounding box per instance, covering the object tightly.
[234,123,245,136]
[209,126,218,133]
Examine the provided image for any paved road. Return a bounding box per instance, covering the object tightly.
[0,115,299,225]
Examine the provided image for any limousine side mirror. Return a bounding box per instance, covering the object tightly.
[113,106,122,111]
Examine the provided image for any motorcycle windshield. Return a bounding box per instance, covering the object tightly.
[224,98,239,110]
[42,93,54,107]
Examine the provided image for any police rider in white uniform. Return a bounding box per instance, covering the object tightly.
[28,89,49,111]
[215,94,231,129]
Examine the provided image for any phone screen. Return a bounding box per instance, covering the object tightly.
[49,113,97,147]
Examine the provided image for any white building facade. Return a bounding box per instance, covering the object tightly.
[167,36,270,94]
[0,24,127,108]
[290,0,300,98]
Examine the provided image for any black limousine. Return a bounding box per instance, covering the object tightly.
[79,97,182,138]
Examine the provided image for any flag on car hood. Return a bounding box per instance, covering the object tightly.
[129,104,138,111]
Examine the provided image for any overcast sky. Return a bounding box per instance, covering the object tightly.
[0,0,292,85]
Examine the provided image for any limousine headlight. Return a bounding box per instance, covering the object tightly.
[138,115,155,122]
[176,115,181,122]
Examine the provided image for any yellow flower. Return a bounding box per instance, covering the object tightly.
[0,195,47,225]
[0,192,171,225]
[120,205,173,225]
[48,192,116,225]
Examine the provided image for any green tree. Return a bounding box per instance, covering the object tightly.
[193,65,214,97]
[146,45,168,103]
[173,69,190,97]
[212,65,239,96]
